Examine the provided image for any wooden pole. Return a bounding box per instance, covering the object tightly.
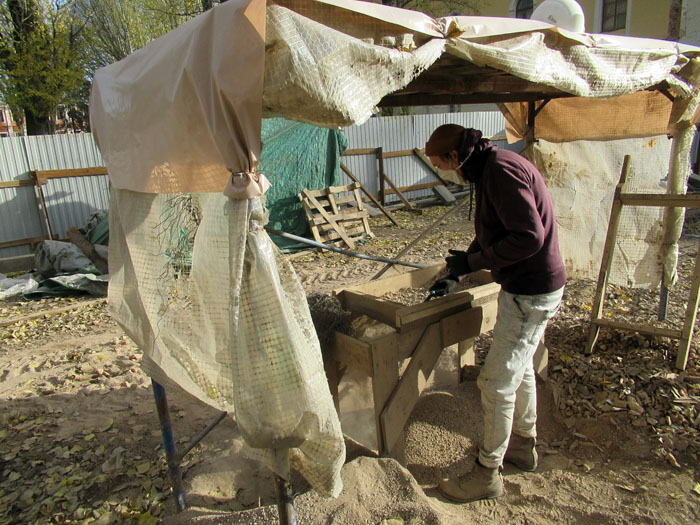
[586,155,631,354]
[30,172,53,241]
[676,239,700,370]
[383,172,418,213]
[340,162,399,227]
[377,147,386,205]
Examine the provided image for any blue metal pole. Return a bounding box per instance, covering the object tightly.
[152,379,187,512]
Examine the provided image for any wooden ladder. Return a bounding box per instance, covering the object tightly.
[587,155,700,370]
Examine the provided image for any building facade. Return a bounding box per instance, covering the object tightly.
[478,0,698,45]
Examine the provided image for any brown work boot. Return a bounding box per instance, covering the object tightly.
[504,434,538,472]
[437,461,504,503]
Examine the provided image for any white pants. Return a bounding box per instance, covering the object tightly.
[477,287,564,469]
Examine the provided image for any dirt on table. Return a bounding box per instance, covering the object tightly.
[1,202,699,524]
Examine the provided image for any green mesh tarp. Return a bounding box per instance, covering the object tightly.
[260,118,348,252]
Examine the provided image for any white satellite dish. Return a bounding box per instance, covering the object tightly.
[530,0,586,32]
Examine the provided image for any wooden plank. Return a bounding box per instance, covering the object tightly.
[340,162,399,227]
[383,171,417,212]
[29,172,54,238]
[343,148,413,159]
[439,303,498,348]
[306,183,358,197]
[336,263,444,297]
[676,239,700,370]
[620,193,700,208]
[382,149,414,158]
[371,333,400,455]
[323,352,341,414]
[301,188,355,249]
[377,148,386,205]
[0,179,35,189]
[380,323,442,453]
[300,197,323,243]
[383,182,443,195]
[0,236,48,249]
[459,338,477,369]
[335,290,402,328]
[330,332,373,378]
[586,156,631,354]
[354,184,374,238]
[397,282,500,330]
[0,254,35,273]
[343,148,380,156]
[32,167,108,183]
[413,148,450,186]
[591,318,681,339]
[311,210,369,225]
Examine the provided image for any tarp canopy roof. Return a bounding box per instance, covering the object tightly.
[90,0,700,194]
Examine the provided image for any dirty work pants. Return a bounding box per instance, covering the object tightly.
[477,287,564,469]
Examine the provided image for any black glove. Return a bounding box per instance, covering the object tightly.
[428,276,459,298]
[445,249,471,277]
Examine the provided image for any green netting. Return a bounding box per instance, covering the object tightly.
[260,118,348,252]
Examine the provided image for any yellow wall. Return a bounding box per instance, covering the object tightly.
[472,0,674,40]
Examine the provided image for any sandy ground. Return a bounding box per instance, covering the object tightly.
[1,202,699,524]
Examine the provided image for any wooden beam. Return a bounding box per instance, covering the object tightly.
[337,263,444,296]
[377,147,386,205]
[329,332,373,378]
[413,148,450,186]
[0,236,48,249]
[383,172,418,213]
[335,290,402,328]
[342,148,380,156]
[620,193,700,208]
[591,318,681,339]
[340,162,399,227]
[379,92,575,107]
[370,333,400,455]
[380,323,441,453]
[586,156,631,354]
[31,167,108,184]
[677,238,700,370]
[0,179,35,189]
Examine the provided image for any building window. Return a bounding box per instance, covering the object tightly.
[602,0,626,32]
[516,0,534,19]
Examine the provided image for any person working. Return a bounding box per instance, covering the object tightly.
[425,125,566,503]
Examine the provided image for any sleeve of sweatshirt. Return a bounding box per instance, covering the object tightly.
[479,164,545,269]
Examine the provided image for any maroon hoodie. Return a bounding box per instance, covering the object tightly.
[464,145,566,295]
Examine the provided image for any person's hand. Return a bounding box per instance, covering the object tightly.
[445,249,471,277]
[429,276,459,298]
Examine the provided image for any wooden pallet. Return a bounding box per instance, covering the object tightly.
[300,183,374,249]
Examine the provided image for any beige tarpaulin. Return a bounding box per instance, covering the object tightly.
[90,0,700,498]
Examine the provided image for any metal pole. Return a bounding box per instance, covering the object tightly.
[371,197,470,280]
[152,380,187,512]
[265,227,425,269]
[273,473,297,525]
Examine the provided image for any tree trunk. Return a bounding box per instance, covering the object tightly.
[25,110,53,136]
[667,0,683,41]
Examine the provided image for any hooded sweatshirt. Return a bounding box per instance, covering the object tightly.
[462,144,566,295]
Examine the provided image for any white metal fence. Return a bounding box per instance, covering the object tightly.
[0,108,508,259]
